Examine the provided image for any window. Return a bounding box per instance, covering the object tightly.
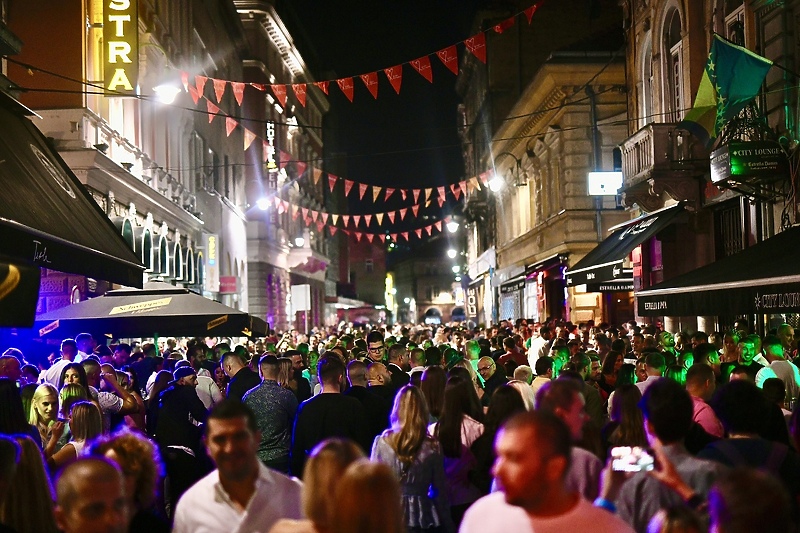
[664,9,683,122]
[640,34,654,127]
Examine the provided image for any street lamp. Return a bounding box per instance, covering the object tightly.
[446,219,460,233]
[491,151,527,190]
[447,248,457,259]
[294,236,305,247]
[153,83,181,104]
[256,197,271,211]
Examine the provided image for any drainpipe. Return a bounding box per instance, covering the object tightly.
[586,85,602,241]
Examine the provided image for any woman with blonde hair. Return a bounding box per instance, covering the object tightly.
[47,401,102,470]
[58,382,87,418]
[269,438,364,533]
[330,460,405,533]
[372,385,453,532]
[506,379,536,411]
[29,383,67,456]
[0,435,59,533]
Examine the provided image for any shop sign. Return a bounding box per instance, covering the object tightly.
[104,0,138,96]
[219,276,238,294]
[466,287,478,317]
[500,279,525,294]
[711,141,788,184]
[203,234,219,293]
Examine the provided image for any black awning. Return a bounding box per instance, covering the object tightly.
[524,253,568,277]
[0,92,143,287]
[566,203,686,286]
[636,226,800,316]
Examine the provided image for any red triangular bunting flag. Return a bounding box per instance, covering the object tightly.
[344,180,355,197]
[355,232,362,242]
[359,183,368,200]
[412,205,419,216]
[493,16,515,34]
[435,221,442,231]
[225,117,237,136]
[250,83,267,92]
[425,189,433,202]
[342,215,350,227]
[313,81,329,95]
[385,188,395,201]
[213,78,226,102]
[437,186,446,199]
[388,211,396,224]
[479,170,491,184]
[451,183,462,201]
[437,196,445,207]
[337,77,355,102]
[399,208,408,220]
[321,213,329,224]
[425,225,433,236]
[378,234,386,243]
[459,181,468,195]
[281,200,289,213]
[465,32,487,63]
[188,85,200,105]
[313,168,322,185]
[301,208,309,219]
[390,233,398,241]
[181,71,189,91]
[366,233,374,243]
[206,100,220,123]
[364,214,372,226]
[291,205,299,219]
[524,2,541,24]
[413,189,421,203]
[311,210,318,222]
[410,56,433,83]
[279,150,291,169]
[384,65,402,94]
[292,84,307,107]
[231,82,245,106]
[316,221,325,232]
[195,75,208,96]
[295,161,307,178]
[262,140,269,163]
[401,232,409,241]
[372,186,381,203]
[243,129,256,150]
[436,45,459,76]
[272,85,287,107]
[329,226,338,236]
[353,215,362,227]
[415,228,422,239]
[360,72,378,99]
[328,174,338,192]
[400,190,407,201]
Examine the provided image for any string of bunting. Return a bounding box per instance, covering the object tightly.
[194,91,495,207]
[178,1,544,107]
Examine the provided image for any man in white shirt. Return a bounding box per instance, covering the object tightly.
[756,335,800,401]
[527,326,552,369]
[74,333,97,364]
[40,338,78,386]
[173,400,303,533]
[636,352,665,396]
[460,411,633,533]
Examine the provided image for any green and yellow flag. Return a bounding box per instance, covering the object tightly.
[679,33,772,146]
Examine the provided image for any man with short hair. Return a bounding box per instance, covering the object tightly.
[83,358,137,432]
[630,333,645,359]
[243,355,298,473]
[408,347,426,377]
[344,360,391,442]
[615,379,723,532]
[175,359,222,410]
[513,365,533,385]
[593,334,612,360]
[41,339,78,387]
[386,343,410,390]
[290,356,370,476]
[756,335,800,401]
[477,356,507,406]
[222,352,261,403]
[685,364,724,438]
[173,401,303,533]
[535,379,602,501]
[532,357,553,395]
[366,330,386,362]
[74,333,97,363]
[54,458,130,533]
[571,354,606,430]
[0,355,20,383]
[527,326,552,369]
[498,337,527,367]
[777,323,795,356]
[635,352,665,395]
[729,337,764,382]
[460,411,633,533]
[365,362,395,402]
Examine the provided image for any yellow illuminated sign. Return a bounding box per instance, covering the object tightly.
[104,0,138,96]
[109,297,172,315]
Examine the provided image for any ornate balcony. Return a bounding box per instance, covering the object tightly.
[619,123,709,212]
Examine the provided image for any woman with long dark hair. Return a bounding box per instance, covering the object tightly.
[601,384,647,458]
[372,386,454,533]
[599,350,624,395]
[429,375,483,526]
[420,366,447,422]
[607,363,638,418]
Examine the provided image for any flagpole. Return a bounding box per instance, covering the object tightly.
[771,62,800,79]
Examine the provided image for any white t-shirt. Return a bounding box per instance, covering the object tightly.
[459,492,634,533]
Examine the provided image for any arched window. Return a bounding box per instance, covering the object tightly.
[158,237,170,277]
[185,248,195,284]
[173,242,183,280]
[724,1,746,45]
[195,252,204,287]
[639,33,654,127]
[664,8,684,122]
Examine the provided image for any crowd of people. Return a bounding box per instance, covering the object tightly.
[0,316,798,532]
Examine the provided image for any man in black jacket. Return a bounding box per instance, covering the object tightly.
[222,352,261,402]
[290,356,370,477]
[344,360,391,443]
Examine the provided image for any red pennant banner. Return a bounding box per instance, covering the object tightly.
[313,81,329,95]
[437,196,445,207]
[400,190,407,201]
[195,75,208,96]
[292,84,307,107]
[344,180,355,197]
[321,213,329,224]
[413,189,421,203]
[399,208,408,220]
[244,129,256,150]
[415,228,422,239]
[493,16,515,34]
[279,150,291,169]
[479,170,491,184]
[451,183,462,201]
[337,77,355,102]
[188,85,200,104]
[465,32,487,63]
[359,183,368,200]
[231,82,245,106]
[412,205,419,216]
[355,232,362,242]
[328,174,338,192]
[378,234,386,243]
[213,78,226,102]
[295,160,307,178]
[524,2,541,24]
[425,225,433,236]
[249,83,267,92]
[354,215,362,227]
[329,226,338,236]
[435,221,442,231]
[342,215,350,227]
[360,72,379,99]
[388,211,396,224]
[311,210,318,222]
[385,188,395,202]
[291,205,299,219]
[364,214,372,226]
[390,233,398,241]
[401,232,409,241]
[272,85,287,107]
[366,233,374,243]
[225,116,237,136]
[436,45,459,76]
[437,186,446,199]
[206,100,220,123]
[459,181,468,195]
[410,56,433,83]
[301,208,309,219]
[384,65,402,94]
[316,221,325,232]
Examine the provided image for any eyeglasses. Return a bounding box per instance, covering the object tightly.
[368,345,384,353]
[477,365,493,372]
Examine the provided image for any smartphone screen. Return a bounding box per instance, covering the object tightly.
[610,446,655,472]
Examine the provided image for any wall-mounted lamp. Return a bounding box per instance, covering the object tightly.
[491,151,528,190]
[153,83,181,105]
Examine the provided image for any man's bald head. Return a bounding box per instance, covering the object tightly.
[347,360,368,387]
[55,458,129,533]
[366,362,391,386]
[0,355,21,381]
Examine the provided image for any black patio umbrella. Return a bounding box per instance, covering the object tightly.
[35,281,266,339]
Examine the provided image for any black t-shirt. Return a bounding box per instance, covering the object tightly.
[227,367,261,402]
